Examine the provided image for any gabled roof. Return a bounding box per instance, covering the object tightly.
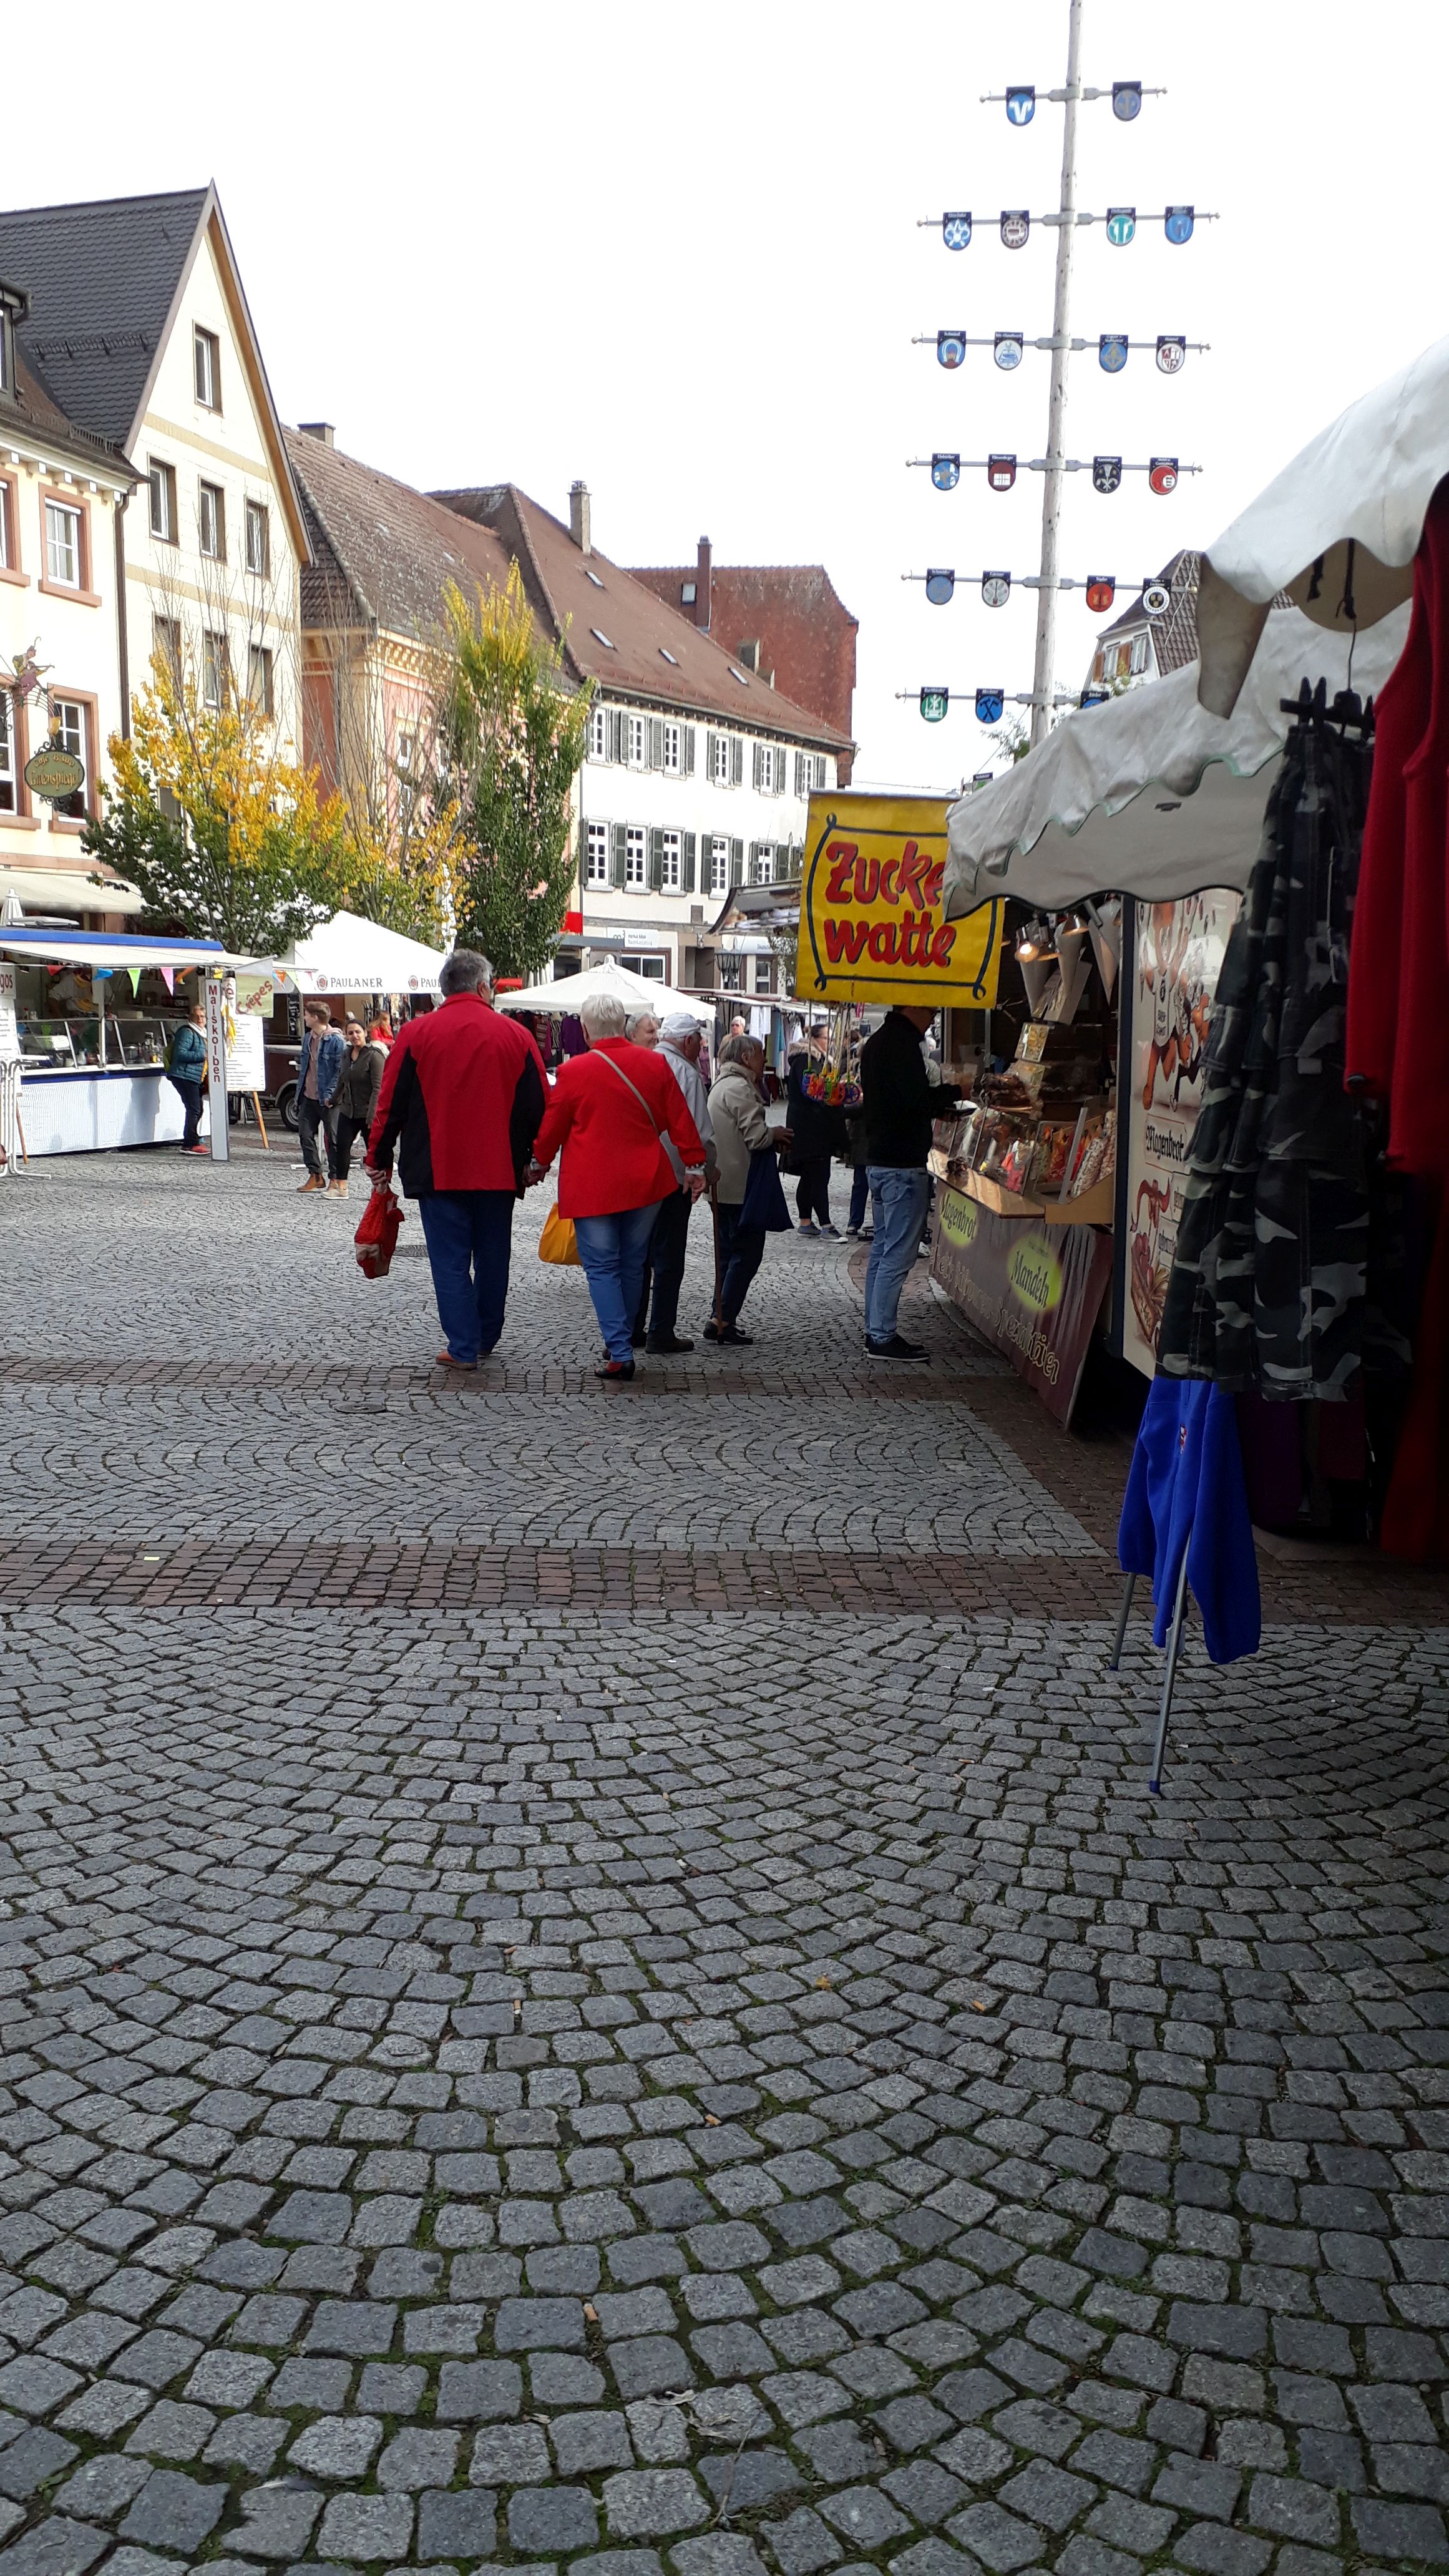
[434,484,851,749]
[631,560,858,633]
[1095,550,1201,676]
[0,183,308,564]
[286,432,519,647]
[0,339,138,485]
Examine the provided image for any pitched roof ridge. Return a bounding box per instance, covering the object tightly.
[499,486,587,685]
[0,184,209,223]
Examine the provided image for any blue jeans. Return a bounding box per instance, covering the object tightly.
[419,1189,516,1361]
[575,1202,663,1362]
[167,1074,203,1147]
[864,1166,932,1343]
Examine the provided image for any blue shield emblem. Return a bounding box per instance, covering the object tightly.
[987,454,1017,492]
[1112,80,1142,119]
[1091,454,1123,494]
[1164,205,1194,245]
[994,331,1024,371]
[975,687,1005,724]
[1156,334,1186,375]
[1005,85,1035,124]
[1105,206,1136,248]
[937,328,967,369]
[925,568,956,606]
[931,452,960,491]
[981,572,1012,608]
[942,211,972,250]
[1000,209,1030,250]
[1080,687,1110,708]
[1098,333,1129,374]
[920,688,949,723]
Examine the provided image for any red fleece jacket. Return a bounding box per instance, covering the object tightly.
[532,1038,705,1217]
[368,993,547,1194]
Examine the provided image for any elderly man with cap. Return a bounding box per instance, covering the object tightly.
[633,1010,715,1354]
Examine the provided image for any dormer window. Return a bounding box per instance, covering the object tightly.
[0,280,29,402]
[193,326,220,411]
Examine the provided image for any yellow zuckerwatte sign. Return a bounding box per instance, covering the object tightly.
[794,792,1002,1009]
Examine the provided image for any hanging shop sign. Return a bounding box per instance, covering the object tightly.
[1085,575,1117,613]
[1112,80,1143,120]
[925,568,957,605]
[1121,893,1239,1378]
[1080,687,1110,707]
[937,329,968,369]
[1149,456,1179,496]
[994,331,1024,370]
[943,212,972,249]
[982,571,1012,607]
[1156,334,1186,374]
[1092,454,1123,494]
[987,455,1018,491]
[1000,210,1030,249]
[1099,333,1129,374]
[1141,580,1172,616]
[797,792,1003,1008]
[974,687,1005,723]
[1005,85,1035,124]
[930,1188,1114,1427]
[932,452,961,490]
[919,688,950,723]
[1106,206,1137,246]
[24,744,85,802]
[1164,205,1195,243]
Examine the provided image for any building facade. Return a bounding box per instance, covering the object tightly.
[628,538,857,781]
[1086,550,1200,691]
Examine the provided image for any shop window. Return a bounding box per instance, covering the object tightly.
[0,691,16,812]
[619,953,666,980]
[44,500,82,588]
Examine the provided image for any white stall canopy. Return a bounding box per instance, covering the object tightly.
[238,909,446,1001]
[496,959,713,1023]
[0,867,147,920]
[944,604,1408,915]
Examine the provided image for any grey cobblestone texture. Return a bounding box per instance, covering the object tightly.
[0,1148,1445,2576]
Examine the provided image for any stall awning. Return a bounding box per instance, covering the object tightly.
[0,929,225,969]
[278,909,444,995]
[944,604,1409,914]
[495,959,713,1023]
[0,867,147,919]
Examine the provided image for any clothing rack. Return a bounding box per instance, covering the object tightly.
[1277,676,1376,740]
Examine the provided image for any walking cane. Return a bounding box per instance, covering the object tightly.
[708,1175,724,1332]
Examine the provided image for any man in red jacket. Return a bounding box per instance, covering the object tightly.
[366,950,547,1369]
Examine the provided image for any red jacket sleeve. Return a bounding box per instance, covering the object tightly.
[531,1065,576,1173]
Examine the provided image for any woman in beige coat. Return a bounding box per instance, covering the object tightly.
[704,1035,793,1344]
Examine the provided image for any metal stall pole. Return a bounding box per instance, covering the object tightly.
[1107,1572,1136,1670]
[1028,0,1085,749]
[1148,1544,1191,1794]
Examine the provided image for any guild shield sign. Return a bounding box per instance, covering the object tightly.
[1164,205,1195,244]
[993,331,1024,370]
[1085,575,1117,614]
[925,568,957,605]
[942,211,972,250]
[981,572,1012,608]
[931,452,961,491]
[1105,206,1136,248]
[1112,80,1143,119]
[987,454,1017,492]
[1000,209,1030,249]
[920,688,950,723]
[1156,334,1186,374]
[1142,581,1171,617]
[1080,687,1110,707]
[1005,85,1035,124]
[937,329,967,369]
[1149,457,1179,496]
[1091,454,1123,494]
[1098,333,1128,374]
[975,687,1005,724]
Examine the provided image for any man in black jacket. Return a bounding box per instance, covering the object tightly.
[859,1005,962,1359]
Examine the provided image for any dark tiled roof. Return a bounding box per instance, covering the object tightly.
[286,433,519,645]
[630,560,857,628]
[434,485,851,749]
[0,344,137,480]
[0,188,210,447]
[1095,549,1201,675]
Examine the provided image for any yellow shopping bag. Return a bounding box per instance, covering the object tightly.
[539,1203,580,1267]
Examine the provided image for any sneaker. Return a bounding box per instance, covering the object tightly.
[718,1323,753,1345]
[646,1334,695,1354]
[327,1178,348,1199]
[702,1320,721,1342]
[819,1223,843,1239]
[796,1221,819,1238]
[183,1144,210,1158]
[595,1359,637,1382]
[436,1350,478,1371]
[865,1334,930,1362]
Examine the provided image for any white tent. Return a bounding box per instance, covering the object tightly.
[944,603,1408,914]
[278,909,445,995]
[495,958,713,1023]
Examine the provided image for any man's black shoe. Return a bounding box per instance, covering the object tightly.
[865,1334,930,1361]
[718,1323,753,1345]
[702,1320,720,1342]
[596,1359,637,1382]
[646,1334,695,1354]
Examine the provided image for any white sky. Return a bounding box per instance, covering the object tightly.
[12,0,1447,791]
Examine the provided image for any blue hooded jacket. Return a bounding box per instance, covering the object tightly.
[1118,1376,1261,1665]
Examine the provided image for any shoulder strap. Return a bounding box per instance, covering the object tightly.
[597,1048,664,1140]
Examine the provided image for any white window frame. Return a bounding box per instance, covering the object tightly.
[661,720,681,776]
[753,955,773,994]
[0,690,15,812]
[709,836,729,895]
[193,326,219,409]
[44,500,82,588]
[50,698,86,815]
[1129,630,1149,676]
[202,630,228,710]
[627,713,647,768]
[620,952,667,982]
[149,459,176,544]
[0,479,12,572]
[585,820,609,886]
[711,731,731,785]
[246,644,274,716]
[198,481,223,561]
[245,498,270,578]
[589,705,608,763]
[659,829,682,892]
[755,846,775,885]
[624,825,648,887]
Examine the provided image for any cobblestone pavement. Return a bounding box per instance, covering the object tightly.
[1,1144,1448,2576]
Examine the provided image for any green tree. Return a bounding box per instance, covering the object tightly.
[428,568,592,981]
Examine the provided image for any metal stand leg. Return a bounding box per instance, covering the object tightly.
[1148,1545,1191,1795]
[1107,1571,1136,1671]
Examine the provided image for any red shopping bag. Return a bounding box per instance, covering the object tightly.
[354,1178,404,1278]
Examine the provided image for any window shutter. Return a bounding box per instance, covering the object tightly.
[649,716,665,769]
[649,826,665,890]
[794,750,804,798]
[610,708,625,763]
[731,837,744,887]
[683,831,696,892]
[731,734,744,788]
[706,729,719,780]
[752,741,763,790]
[682,724,696,777]
[611,823,627,888]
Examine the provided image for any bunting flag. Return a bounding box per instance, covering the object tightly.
[1142,580,1172,615]
[1080,686,1111,707]
[931,452,961,490]
[1000,209,1030,249]
[1005,85,1035,124]
[981,572,1012,607]
[920,688,950,722]
[975,688,1005,724]
[937,329,967,369]
[942,212,972,250]
[1149,457,1179,496]
[1085,575,1117,613]
[1164,205,1195,244]
[1092,455,1123,494]
[1156,334,1186,374]
[124,969,140,995]
[1099,333,1128,373]
[925,569,957,605]
[987,455,1017,491]
[1105,207,1136,248]
[1112,80,1143,119]
[160,968,175,994]
[993,331,1024,370]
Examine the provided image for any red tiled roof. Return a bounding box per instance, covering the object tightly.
[286,432,519,648]
[628,562,858,747]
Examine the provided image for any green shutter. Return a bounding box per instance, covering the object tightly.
[731,734,744,787]
[682,724,696,778]
[683,831,696,892]
[649,717,665,769]
[752,741,763,790]
[731,836,744,887]
[649,827,665,890]
[706,729,719,781]
[611,822,627,888]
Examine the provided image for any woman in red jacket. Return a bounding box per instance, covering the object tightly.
[529,991,706,1381]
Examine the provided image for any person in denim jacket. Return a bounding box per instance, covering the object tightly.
[296,1002,346,1194]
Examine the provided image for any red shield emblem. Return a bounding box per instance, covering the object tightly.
[987,454,1017,492]
[1086,576,1116,615]
[1149,457,1179,496]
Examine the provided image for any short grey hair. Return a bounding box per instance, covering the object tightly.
[579,992,630,1040]
[440,948,494,997]
[718,1032,761,1070]
[624,1008,659,1038]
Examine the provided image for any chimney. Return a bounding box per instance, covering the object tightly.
[696,535,712,631]
[299,421,334,446]
[570,480,592,554]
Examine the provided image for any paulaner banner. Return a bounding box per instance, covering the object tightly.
[796,793,1003,1007]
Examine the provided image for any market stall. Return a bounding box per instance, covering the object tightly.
[495,959,713,1026]
[0,929,225,1160]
